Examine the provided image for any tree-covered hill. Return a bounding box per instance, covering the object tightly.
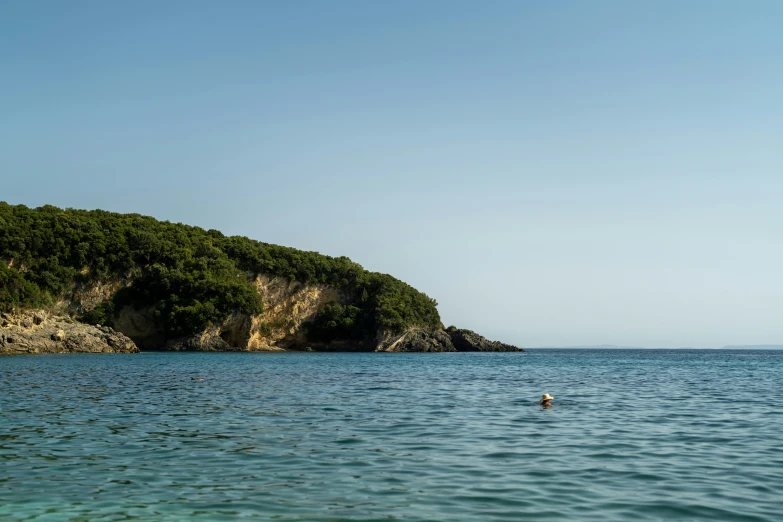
[0,203,441,343]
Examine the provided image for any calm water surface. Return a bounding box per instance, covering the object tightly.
[1,350,782,521]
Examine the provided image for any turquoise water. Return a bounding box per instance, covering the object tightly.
[1,350,782,521]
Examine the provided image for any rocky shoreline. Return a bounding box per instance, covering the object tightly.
[379,326,522,352]
[0,309,523,355]
[0,311,138,355]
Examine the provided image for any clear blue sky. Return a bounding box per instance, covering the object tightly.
[2,1,782,347]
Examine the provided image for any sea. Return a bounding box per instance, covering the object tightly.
[1,349,781,521]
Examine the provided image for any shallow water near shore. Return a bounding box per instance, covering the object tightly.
[1,349,782,521]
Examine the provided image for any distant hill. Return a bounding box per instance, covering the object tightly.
[568,344,645,349]
[721,345,783,350]
[534,344,646,349]
[534,345,783,350]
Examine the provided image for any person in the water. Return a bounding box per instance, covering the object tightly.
[540,393,554,407]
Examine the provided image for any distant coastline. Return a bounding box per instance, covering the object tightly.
[529,345,783,350]
[720,345,783,350]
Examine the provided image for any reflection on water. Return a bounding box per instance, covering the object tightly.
[1,350,782,521]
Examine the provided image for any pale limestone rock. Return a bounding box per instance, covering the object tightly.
[0,311,138,355]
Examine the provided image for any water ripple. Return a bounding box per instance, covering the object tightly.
[1,350,782,521]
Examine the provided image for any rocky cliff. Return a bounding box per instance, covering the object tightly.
[98,277,523,353]
[3,277,523,354]
[89,274,353,352]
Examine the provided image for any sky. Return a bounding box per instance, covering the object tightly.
[1,1,782,348]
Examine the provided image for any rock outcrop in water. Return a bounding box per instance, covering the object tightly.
[0,311,139,355]
[446,327,521,352]
[376,327,523,352]
[378,328,457,352]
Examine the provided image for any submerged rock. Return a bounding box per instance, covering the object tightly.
[0,311,138,355]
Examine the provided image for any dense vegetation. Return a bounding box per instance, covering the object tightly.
[0,203,441,340]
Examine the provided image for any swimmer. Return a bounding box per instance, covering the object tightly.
[540,393,554,407]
